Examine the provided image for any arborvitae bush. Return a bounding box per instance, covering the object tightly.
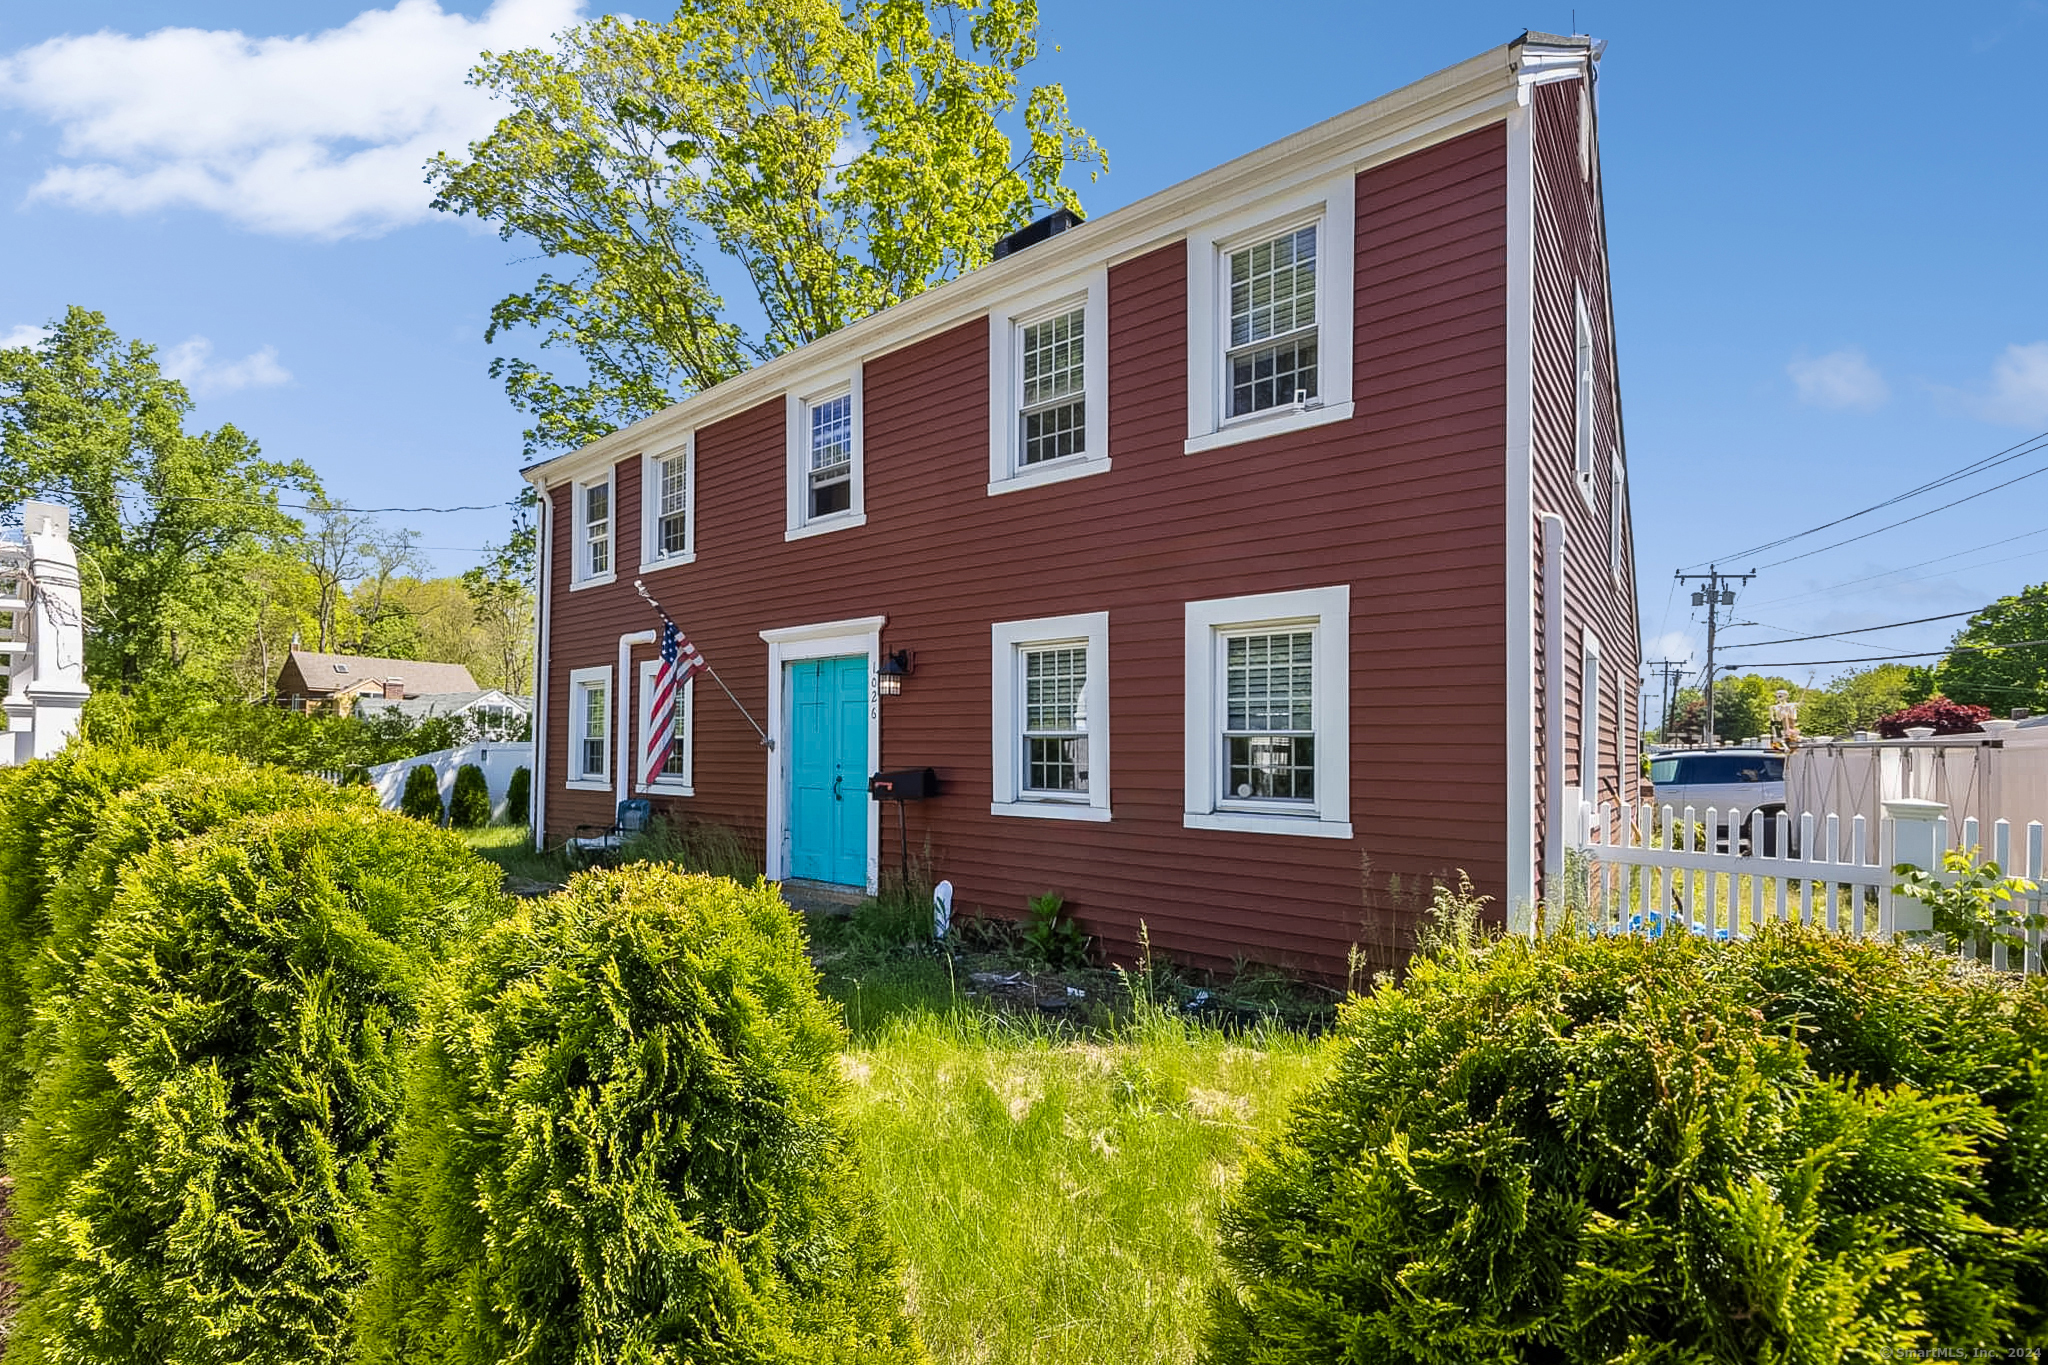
[2,755,357,1143]
[398,762,444,823]
[448,762,491,829]
[1203,921,2048,1361]
[7,804,504,1365]
[355,865,923,1364]
[503,764,531,826]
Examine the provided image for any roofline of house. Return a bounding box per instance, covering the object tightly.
[521,31,1597,493]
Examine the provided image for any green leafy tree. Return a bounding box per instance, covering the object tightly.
[430,0,1107,456]
[1932,581,2048,715]
[399,764,445,823]
[448,763,491,828]
[0,307,316,689]
[503,765,531,827]
[1798,662,1923,738]
[1666,674,1797,743]
[459,499,536,693]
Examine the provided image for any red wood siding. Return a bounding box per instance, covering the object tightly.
[544,123,1511,977]
[1531,77,1641,871]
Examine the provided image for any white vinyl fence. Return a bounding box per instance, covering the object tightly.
[1571,796,2045,976]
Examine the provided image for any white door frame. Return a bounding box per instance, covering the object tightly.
[760,615,885,892]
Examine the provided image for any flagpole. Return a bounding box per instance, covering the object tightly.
[634,580,774,750]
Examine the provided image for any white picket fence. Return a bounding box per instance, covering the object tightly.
[1572,799,2045,976]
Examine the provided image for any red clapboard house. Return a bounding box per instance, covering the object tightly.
[523,32,1639,975]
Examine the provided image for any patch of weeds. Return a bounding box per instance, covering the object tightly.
[1020,890,1090,970]
[459,824,571,886]
[617,815,758,882]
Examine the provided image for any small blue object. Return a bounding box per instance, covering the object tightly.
[1590,910,1734,942]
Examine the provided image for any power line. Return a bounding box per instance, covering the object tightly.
[1724,608,1978,648]
[1688,429,2048,569]
[109,493,518,515]
[1725,635,2048,670]
[1745,525,2048,609]
[1754,455,2048,571]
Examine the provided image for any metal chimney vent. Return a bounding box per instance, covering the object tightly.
[992,207,1084,261]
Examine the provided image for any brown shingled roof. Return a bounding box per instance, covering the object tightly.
[280,651,479,697]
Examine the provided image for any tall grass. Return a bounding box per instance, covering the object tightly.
[842,999,1325,1364]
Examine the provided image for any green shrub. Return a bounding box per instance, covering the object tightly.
[355,865,923,1364]
[1204,925,2048,1361]
[1,754,358,1143]
[503,764,531,826]
[7,804,503,1365]
[447,762,491,829]
[398,762,444,823]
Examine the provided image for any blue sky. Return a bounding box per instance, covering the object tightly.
[3,1,2046,697]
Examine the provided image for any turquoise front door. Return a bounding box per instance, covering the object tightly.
[788,655,870,886]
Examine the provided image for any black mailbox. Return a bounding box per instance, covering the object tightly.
[869,768,940,801]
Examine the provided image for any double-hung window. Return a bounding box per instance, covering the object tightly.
[988,269,1109,494]
[1184,174,1355,455]
[567,665,611,789]
[641,439,694,567]
[1574,288,1597,497]
[1183,586,1350,838]
[573,472,616,587]
[1226,225,1319,419]
[1579,630,1602,803]
[785,370,866,538]
[1609,453,1626,582]
[991,611,1111,821]
[636,658,693,794]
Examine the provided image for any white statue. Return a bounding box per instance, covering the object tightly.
[1770,688,1800,750]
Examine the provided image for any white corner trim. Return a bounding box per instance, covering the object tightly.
[1505,94,1538,928]
[1186,172,1357,450]
[635,659,695,796]
[1183,401,1356,456]
[639,435,697,570]
[991,610,1112,823]
[1183,811,1355,839]
[785,368,864,539]
[985,455,1112,498]
[760,615,885,892]
[783,511,868,542]
[988,268,1110,490]
[531,485,553,846]
[566,662,614,792]
[1182,585,1351,838]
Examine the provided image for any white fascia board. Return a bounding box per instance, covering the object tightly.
[520,47,1524,493]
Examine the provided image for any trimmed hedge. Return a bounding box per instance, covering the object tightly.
[355,864,923,1364]
[7,802,505,1365]
[448,762,490,829]
[398,763,443,823]
[503,764,531,827]
[1203,925,2048,1361]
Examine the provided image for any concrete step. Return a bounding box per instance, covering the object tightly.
[776,878,867,917]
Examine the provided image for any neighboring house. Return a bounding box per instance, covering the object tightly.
[273,651,480,714]
[522,33,1640,975]
[354,688,532,739]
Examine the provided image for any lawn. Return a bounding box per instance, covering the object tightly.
[457,825,1338,1363]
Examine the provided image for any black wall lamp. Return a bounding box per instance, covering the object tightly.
[876,649,914,696]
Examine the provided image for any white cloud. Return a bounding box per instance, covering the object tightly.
[1787,348,1888,410]
[1971,341,2048,428]
[161,337,294,396]
[0,324,49,349]
[0,0,583,239]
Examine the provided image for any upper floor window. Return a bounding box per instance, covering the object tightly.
[1184,174,1356,455]
[573,473,616,587]
[641,439,695,568]
[987,269,1109,495]
[1574,288,1596,495]
[991,611,1111,822]
[785,371,866,540]
[1182,585,1351,839]
[1227,225,1318,419]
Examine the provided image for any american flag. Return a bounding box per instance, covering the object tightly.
[644,619,707,780]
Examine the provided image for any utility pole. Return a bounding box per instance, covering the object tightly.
[1673,565,1755,746]
[1643,658,1686,742]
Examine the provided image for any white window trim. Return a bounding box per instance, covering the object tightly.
[570,470,618,591]
[1609,451,1626,584]
[1573,287,1597,503]
[1182,585,1351,839]
[635,659,695,796]
[566,664,612,792]
[1184,173,1356,457]
[1579,628,1602,800]
[759,615,886,892]
[991,611,1111,822]
[639,436,697,570]
[784,369,867,541]
[987,268,1111,496]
